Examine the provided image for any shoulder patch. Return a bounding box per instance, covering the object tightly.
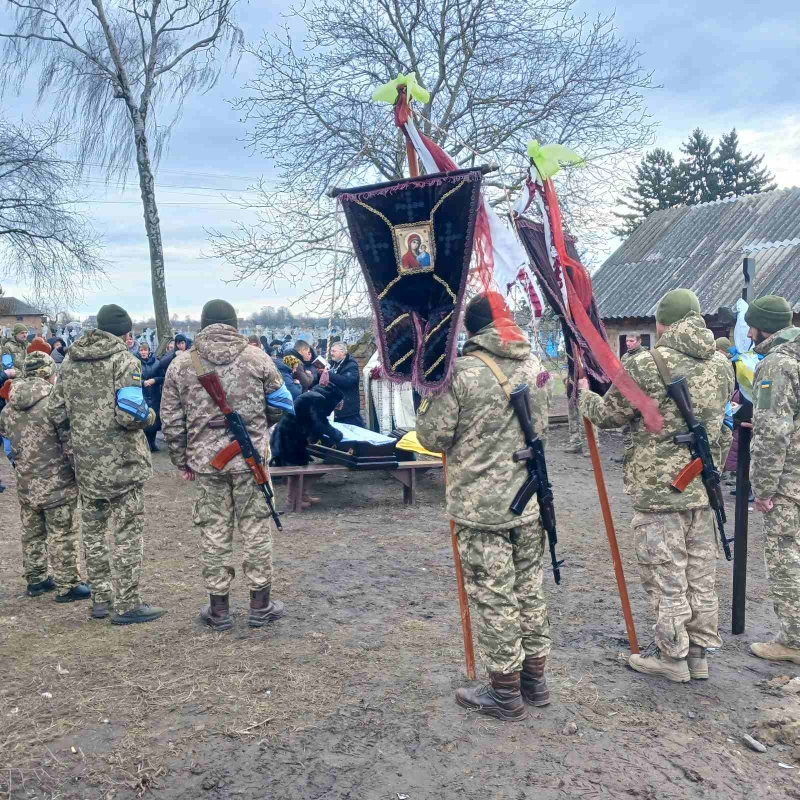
[418,397,431,415]
[756,378,774,410]
[131,368,142,384]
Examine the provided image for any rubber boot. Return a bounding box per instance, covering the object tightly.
[687,644,709,679]
[200,594,233,631]
[455,672,528,721]
[248,589,285,628]
[520,655,551,706]
[750,640,800,665]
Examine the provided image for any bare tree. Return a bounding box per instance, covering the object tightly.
[0,119,104,308]
[0,1,243,346]
[208,0,655,311]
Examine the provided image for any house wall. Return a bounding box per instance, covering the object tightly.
[603,315,736,357]
[0,314,43,336]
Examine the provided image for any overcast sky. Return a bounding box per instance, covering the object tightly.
[1,0,798,321]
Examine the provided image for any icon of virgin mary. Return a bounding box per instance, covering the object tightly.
[401,233,422,271]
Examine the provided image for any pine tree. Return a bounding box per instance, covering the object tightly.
[612,148,682,237]
[715,129,776,199]
[678,128,719,204]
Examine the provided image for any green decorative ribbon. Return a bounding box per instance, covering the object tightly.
[372,72,431,106]
[526,140,584,180]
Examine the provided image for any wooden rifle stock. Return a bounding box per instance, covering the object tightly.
[671,457,704,493]
[210,440,241,471]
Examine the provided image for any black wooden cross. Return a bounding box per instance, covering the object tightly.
[363,231,390,261]
[394,193,425,221]
[440,221,463,256]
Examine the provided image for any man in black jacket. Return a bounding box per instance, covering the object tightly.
[325,342,363,427]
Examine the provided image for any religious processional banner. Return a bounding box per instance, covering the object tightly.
[339,168,482,393]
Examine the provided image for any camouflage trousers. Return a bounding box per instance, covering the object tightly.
[631,507,721,658]
[567,400,598,451]
[20,498,81,594]
[193,473,273,595]
[82,485,145,614]
[763,498,800,649]
[456,521,551,674]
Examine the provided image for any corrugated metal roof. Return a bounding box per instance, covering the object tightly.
[0,297,43,316]
[592,188,800,319]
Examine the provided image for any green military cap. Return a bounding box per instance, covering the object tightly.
[745,295,793,334]
[12,323,28,336]
[200,299,238,330]
[97,304,133,337]
[655,289,701,326]
[715,337,732,352]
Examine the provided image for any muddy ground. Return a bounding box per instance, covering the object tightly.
[2,424,800,800]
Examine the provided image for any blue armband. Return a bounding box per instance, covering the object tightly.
[1,354,12,370]
[267,384,295,415]
[116,386,150,422]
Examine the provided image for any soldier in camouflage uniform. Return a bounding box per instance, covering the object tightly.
[746,296,800,665]
[0,346,90,601]
[579,290,733,682]
[2,323,29,368]
[49,304,166,625]
[621,333,644,363]
[160,299,287,631]
[417,293,552,721]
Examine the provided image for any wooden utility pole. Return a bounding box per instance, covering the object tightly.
[732,256,756,635]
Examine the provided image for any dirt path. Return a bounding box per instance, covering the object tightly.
[1,426,799,799]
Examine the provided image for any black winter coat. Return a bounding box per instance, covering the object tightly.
[136,353,164,414]
[328,354,361,419]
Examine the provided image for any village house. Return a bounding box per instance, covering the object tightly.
[592,188,800,356]
[0,296,44,337]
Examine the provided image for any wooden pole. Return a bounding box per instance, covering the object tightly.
[573,347,639,654]
[400,100,476,679]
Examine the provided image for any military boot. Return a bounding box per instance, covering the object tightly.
[200,594,233,631]
[455,672,528,721]
[91,602,111,620]
[520,655,551,706]
[55,583,92,604]
[111,603,167,626]
[26,576,56,597]
[248,589,285,628]
[628,642,690,683]
[687,644,709,679]
[750,640,800,665]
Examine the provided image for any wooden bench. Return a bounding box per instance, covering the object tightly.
[270,459,443,512]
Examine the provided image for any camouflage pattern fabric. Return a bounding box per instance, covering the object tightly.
[621,344,643,363]
[82,485,145,614]
[2,338,27,368]
[455,521,551,673]
[579,313,733,513]
[193,473,273,594]
[0,377,77,510]
[631,507,721,658]
[416,322,550,531]
[567,397,586,450]
[763,498,800,649]
[751,326,800,504]
[48,329,155,501]
[19,497,81,594]
[160,324,284,474]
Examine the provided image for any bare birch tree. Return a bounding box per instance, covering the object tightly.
[0,1,243,344]
[0,119,104,308]
[208,0,655,313]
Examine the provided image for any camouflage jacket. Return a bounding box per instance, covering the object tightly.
[580,313,733,513]
[0,377,77,510]
[2,338,27,368]
[751,326,800,504]
[48,329,155,501]
[416,322,549,530]
[160,324,284,474]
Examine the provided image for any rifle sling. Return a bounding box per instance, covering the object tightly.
[649,348,673,388]
[468,351,512,399]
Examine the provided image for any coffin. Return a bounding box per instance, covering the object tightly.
[306,423,399,470]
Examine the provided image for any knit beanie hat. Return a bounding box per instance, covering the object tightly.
[464,292,512,334]
[715,337,732,353]
[97,304,133,337]
[27,337,52,355]
[200,299,238,330]
[744,295,793,334]
[23,351,55,380]
[12,323,27,337]
[655,289,701,326]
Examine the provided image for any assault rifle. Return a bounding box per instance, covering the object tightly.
[668,376,732,560]
[195,369,283,531]
[508,384,563,584]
